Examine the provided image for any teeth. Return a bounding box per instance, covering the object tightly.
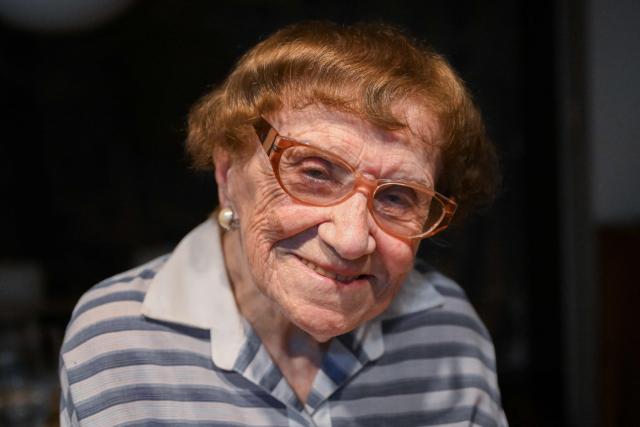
[299,257,359,282]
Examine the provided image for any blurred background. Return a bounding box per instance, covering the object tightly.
[0,0,638,425]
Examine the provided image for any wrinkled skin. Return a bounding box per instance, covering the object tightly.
[215,104,442,344]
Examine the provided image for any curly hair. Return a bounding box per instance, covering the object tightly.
[186,21,499,221]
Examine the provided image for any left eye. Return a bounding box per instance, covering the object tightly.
[373,185,427,220]
[376,186,417,208]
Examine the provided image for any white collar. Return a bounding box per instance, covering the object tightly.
[141,220,245,369]
[141,219,444,369]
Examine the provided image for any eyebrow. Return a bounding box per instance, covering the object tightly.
[263,115,435,188]
[294,136,435,188]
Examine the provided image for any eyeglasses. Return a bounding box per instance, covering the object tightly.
[252,118,457,240]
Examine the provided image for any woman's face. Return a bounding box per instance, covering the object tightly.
[218,105,441,342]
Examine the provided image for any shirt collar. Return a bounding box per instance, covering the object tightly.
[141,219,246,370]
[141,219,444,370]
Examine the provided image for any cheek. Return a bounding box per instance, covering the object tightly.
[236,195,329,294]
[242,202,320,259]
[232,166,286,245]
[376,232,417,283]
[374,240,417,306]
[232,158,325,246]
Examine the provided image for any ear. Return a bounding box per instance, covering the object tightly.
[213,149,233,207]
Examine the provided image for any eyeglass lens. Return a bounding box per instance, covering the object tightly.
[278,144,445,237]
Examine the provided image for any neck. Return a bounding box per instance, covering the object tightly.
[221,229,326,402]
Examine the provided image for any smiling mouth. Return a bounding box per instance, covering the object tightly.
[296,255,369,284]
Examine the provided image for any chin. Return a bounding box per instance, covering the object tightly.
[288,304,364,343]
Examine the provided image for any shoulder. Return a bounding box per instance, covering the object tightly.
[59,256,213,424]
[61,256,168,358]
[60,254,212,368]
[384,263,492,341]
[59,257,165,422]
[383,265,496,367]
[378,265,506,424]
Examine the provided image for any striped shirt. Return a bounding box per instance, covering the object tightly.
[60,220,508,426]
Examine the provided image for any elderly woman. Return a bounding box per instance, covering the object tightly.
[60,22,506,426]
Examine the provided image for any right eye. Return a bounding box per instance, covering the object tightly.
[279,146,353,202]
[281,147,350,185]
[297,157,333,182]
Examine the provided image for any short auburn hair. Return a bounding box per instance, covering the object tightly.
[187,21,499,221]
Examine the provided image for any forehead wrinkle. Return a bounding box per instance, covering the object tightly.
[270,105,439,184]
[392,99,443,174]
[348,121,438,185]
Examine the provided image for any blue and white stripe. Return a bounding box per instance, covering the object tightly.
[60,220,507,426]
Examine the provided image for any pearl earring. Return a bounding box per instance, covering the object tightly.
[217,207,239,231]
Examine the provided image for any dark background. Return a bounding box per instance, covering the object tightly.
[1,1,638,426]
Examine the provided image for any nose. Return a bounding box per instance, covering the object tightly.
[317,192,377,260]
